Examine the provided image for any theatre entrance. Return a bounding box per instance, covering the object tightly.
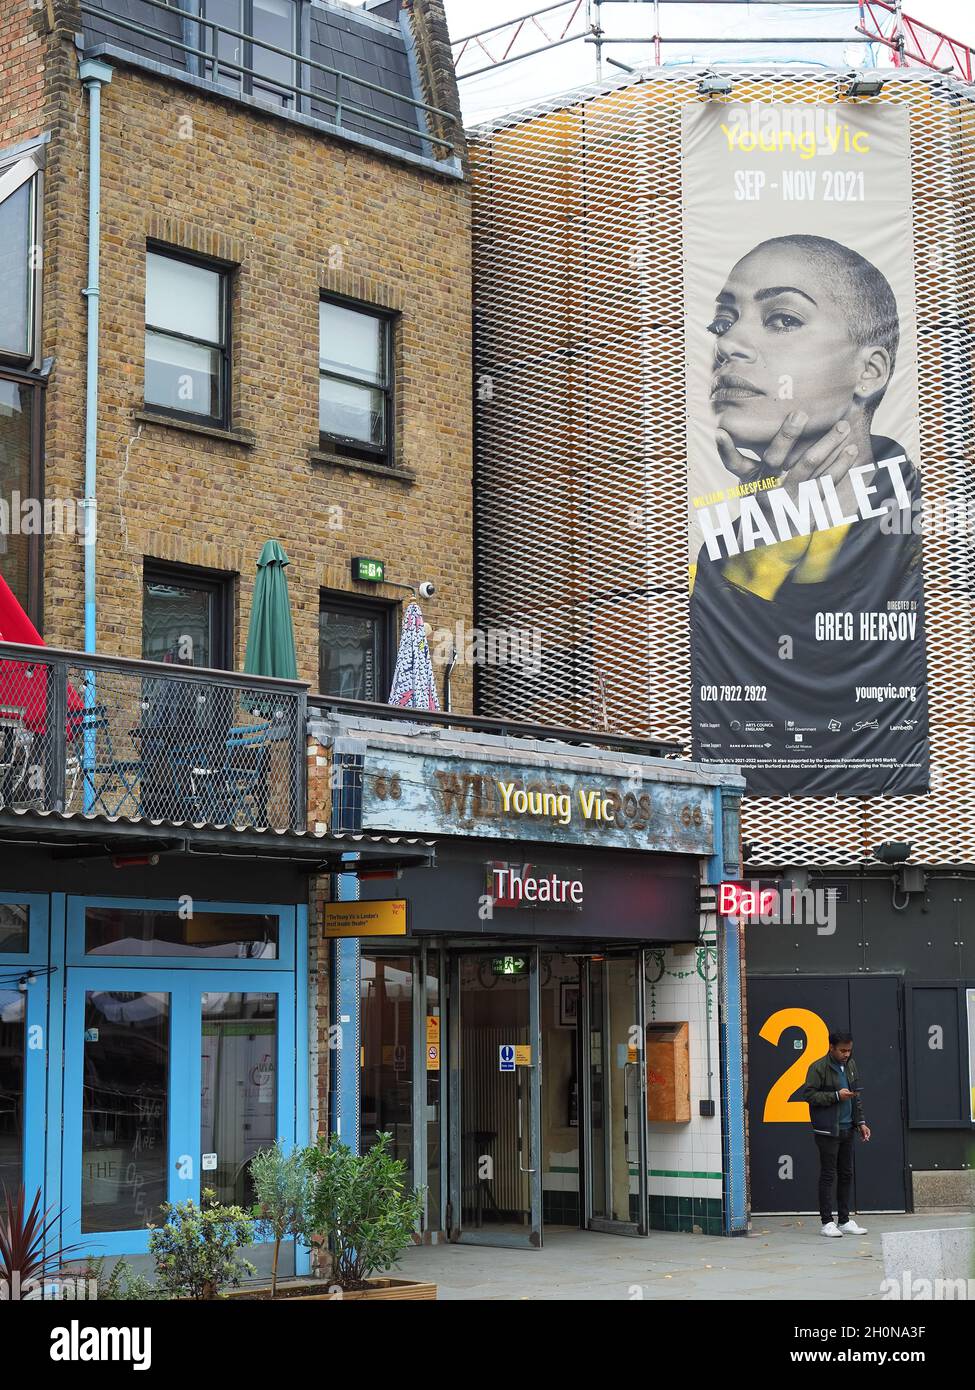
[359,943,651,1248]
[442,947,649,1247]
[447,948,542,1246]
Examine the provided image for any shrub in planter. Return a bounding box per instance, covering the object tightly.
[249,1141,313,1298]
[84,1256,159,1301]
[304,1132,423,1293]
[148,1189,255,1300]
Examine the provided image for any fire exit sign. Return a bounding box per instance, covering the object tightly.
[352,556,385,583]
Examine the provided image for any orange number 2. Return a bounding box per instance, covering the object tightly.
[759,1008,830,1123]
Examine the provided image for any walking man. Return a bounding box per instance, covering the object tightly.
[800,1030,872,1237]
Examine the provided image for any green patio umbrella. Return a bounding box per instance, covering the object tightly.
[244,540,298,680]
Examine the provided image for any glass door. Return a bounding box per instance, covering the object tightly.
[582,952,648,1236]
[0,896,49,1208]
[448,948,542,1248]
[62,968,295,1257]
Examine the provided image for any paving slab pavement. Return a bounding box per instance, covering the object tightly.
[395,1212,974,1300]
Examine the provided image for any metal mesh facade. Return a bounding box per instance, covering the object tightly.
[470,68,975,867]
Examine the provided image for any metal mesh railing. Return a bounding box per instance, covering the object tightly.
[470,68,975,867]
[79,0,459,161]
[0,642,307,831]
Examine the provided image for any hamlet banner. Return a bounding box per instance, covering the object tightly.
[681,101,929,796]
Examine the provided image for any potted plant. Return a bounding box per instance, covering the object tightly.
[303,1132,434,1300]
[0,1185,83,1300]
[249,1140,312,1298]
[148,1189,255,1299]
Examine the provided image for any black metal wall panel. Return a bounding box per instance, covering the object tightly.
[747,975,907,1213]
[850,976,908,1210]
[905,983,970,1126]
[861,877,963,979]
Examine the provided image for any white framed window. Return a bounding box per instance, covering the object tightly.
[0,155,41,365]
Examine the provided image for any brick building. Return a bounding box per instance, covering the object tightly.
[0,0,749,1276]
[2,0,473,689]
[0,0,476,1275]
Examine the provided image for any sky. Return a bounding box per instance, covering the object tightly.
[439,0,975,124]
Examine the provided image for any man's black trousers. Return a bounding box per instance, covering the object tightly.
[814,1129,856,1226]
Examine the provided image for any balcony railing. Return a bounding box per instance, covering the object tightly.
[80,0,460,163]
[0,642,307,833]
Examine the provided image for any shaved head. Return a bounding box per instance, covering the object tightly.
[747,234,900,401]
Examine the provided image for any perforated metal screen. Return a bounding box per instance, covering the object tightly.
[469,68,975,867]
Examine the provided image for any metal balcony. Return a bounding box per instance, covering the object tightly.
[79,0,460,165]
[0,641,307,833]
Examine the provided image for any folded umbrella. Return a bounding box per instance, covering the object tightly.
[244,540,298,681]
[388,601,440,711]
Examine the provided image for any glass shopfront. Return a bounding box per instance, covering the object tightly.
[358,936,652,1248]
[0,892,306,1268]
[0,895,48,1207]
[349,842,689,1247]
[359,948,444,1233]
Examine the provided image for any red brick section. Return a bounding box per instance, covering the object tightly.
[0,0,52,149]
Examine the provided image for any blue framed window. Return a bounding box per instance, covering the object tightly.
[67,897,295,970]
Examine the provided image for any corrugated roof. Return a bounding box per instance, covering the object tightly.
[0,805,433,846]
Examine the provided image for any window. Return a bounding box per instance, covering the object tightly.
[143,561,234,669]
[0,155,40,364]
[203,0,297,107]
[319,595,395,702]
[319,299,394,463]
[0,373,41,616]
[85,906,277,959]
[144,248,230,426]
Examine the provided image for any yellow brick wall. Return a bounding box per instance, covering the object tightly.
[41,55,474,708]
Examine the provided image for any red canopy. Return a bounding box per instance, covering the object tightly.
[0,574,84,734]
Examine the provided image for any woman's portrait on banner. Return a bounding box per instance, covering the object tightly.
[682,104,928,796]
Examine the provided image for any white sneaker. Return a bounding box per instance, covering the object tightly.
[821,1221,844,1237]
[838,1219,868,1235]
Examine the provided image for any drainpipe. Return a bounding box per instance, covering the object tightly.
[79,60,113,655]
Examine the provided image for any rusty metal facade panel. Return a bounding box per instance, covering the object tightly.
[470,70,975,867]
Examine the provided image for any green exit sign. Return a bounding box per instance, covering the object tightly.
[352,556,385,583]
[492,955,528,976]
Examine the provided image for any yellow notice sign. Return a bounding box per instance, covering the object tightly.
[323,899,407,937]
[426,1015,440,1045]
[514,1045,532,1066]
[426,1043,440,1072]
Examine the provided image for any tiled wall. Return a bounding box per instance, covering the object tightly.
[645,943,724,1234]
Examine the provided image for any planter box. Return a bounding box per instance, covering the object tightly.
[225,1276,437,1301]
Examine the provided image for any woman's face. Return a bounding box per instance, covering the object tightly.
[707,244,867,450]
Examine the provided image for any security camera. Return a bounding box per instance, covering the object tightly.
[873,841,912,864]
[418,581,436,600]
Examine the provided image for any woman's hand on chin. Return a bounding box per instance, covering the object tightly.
[717,408,862,503]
